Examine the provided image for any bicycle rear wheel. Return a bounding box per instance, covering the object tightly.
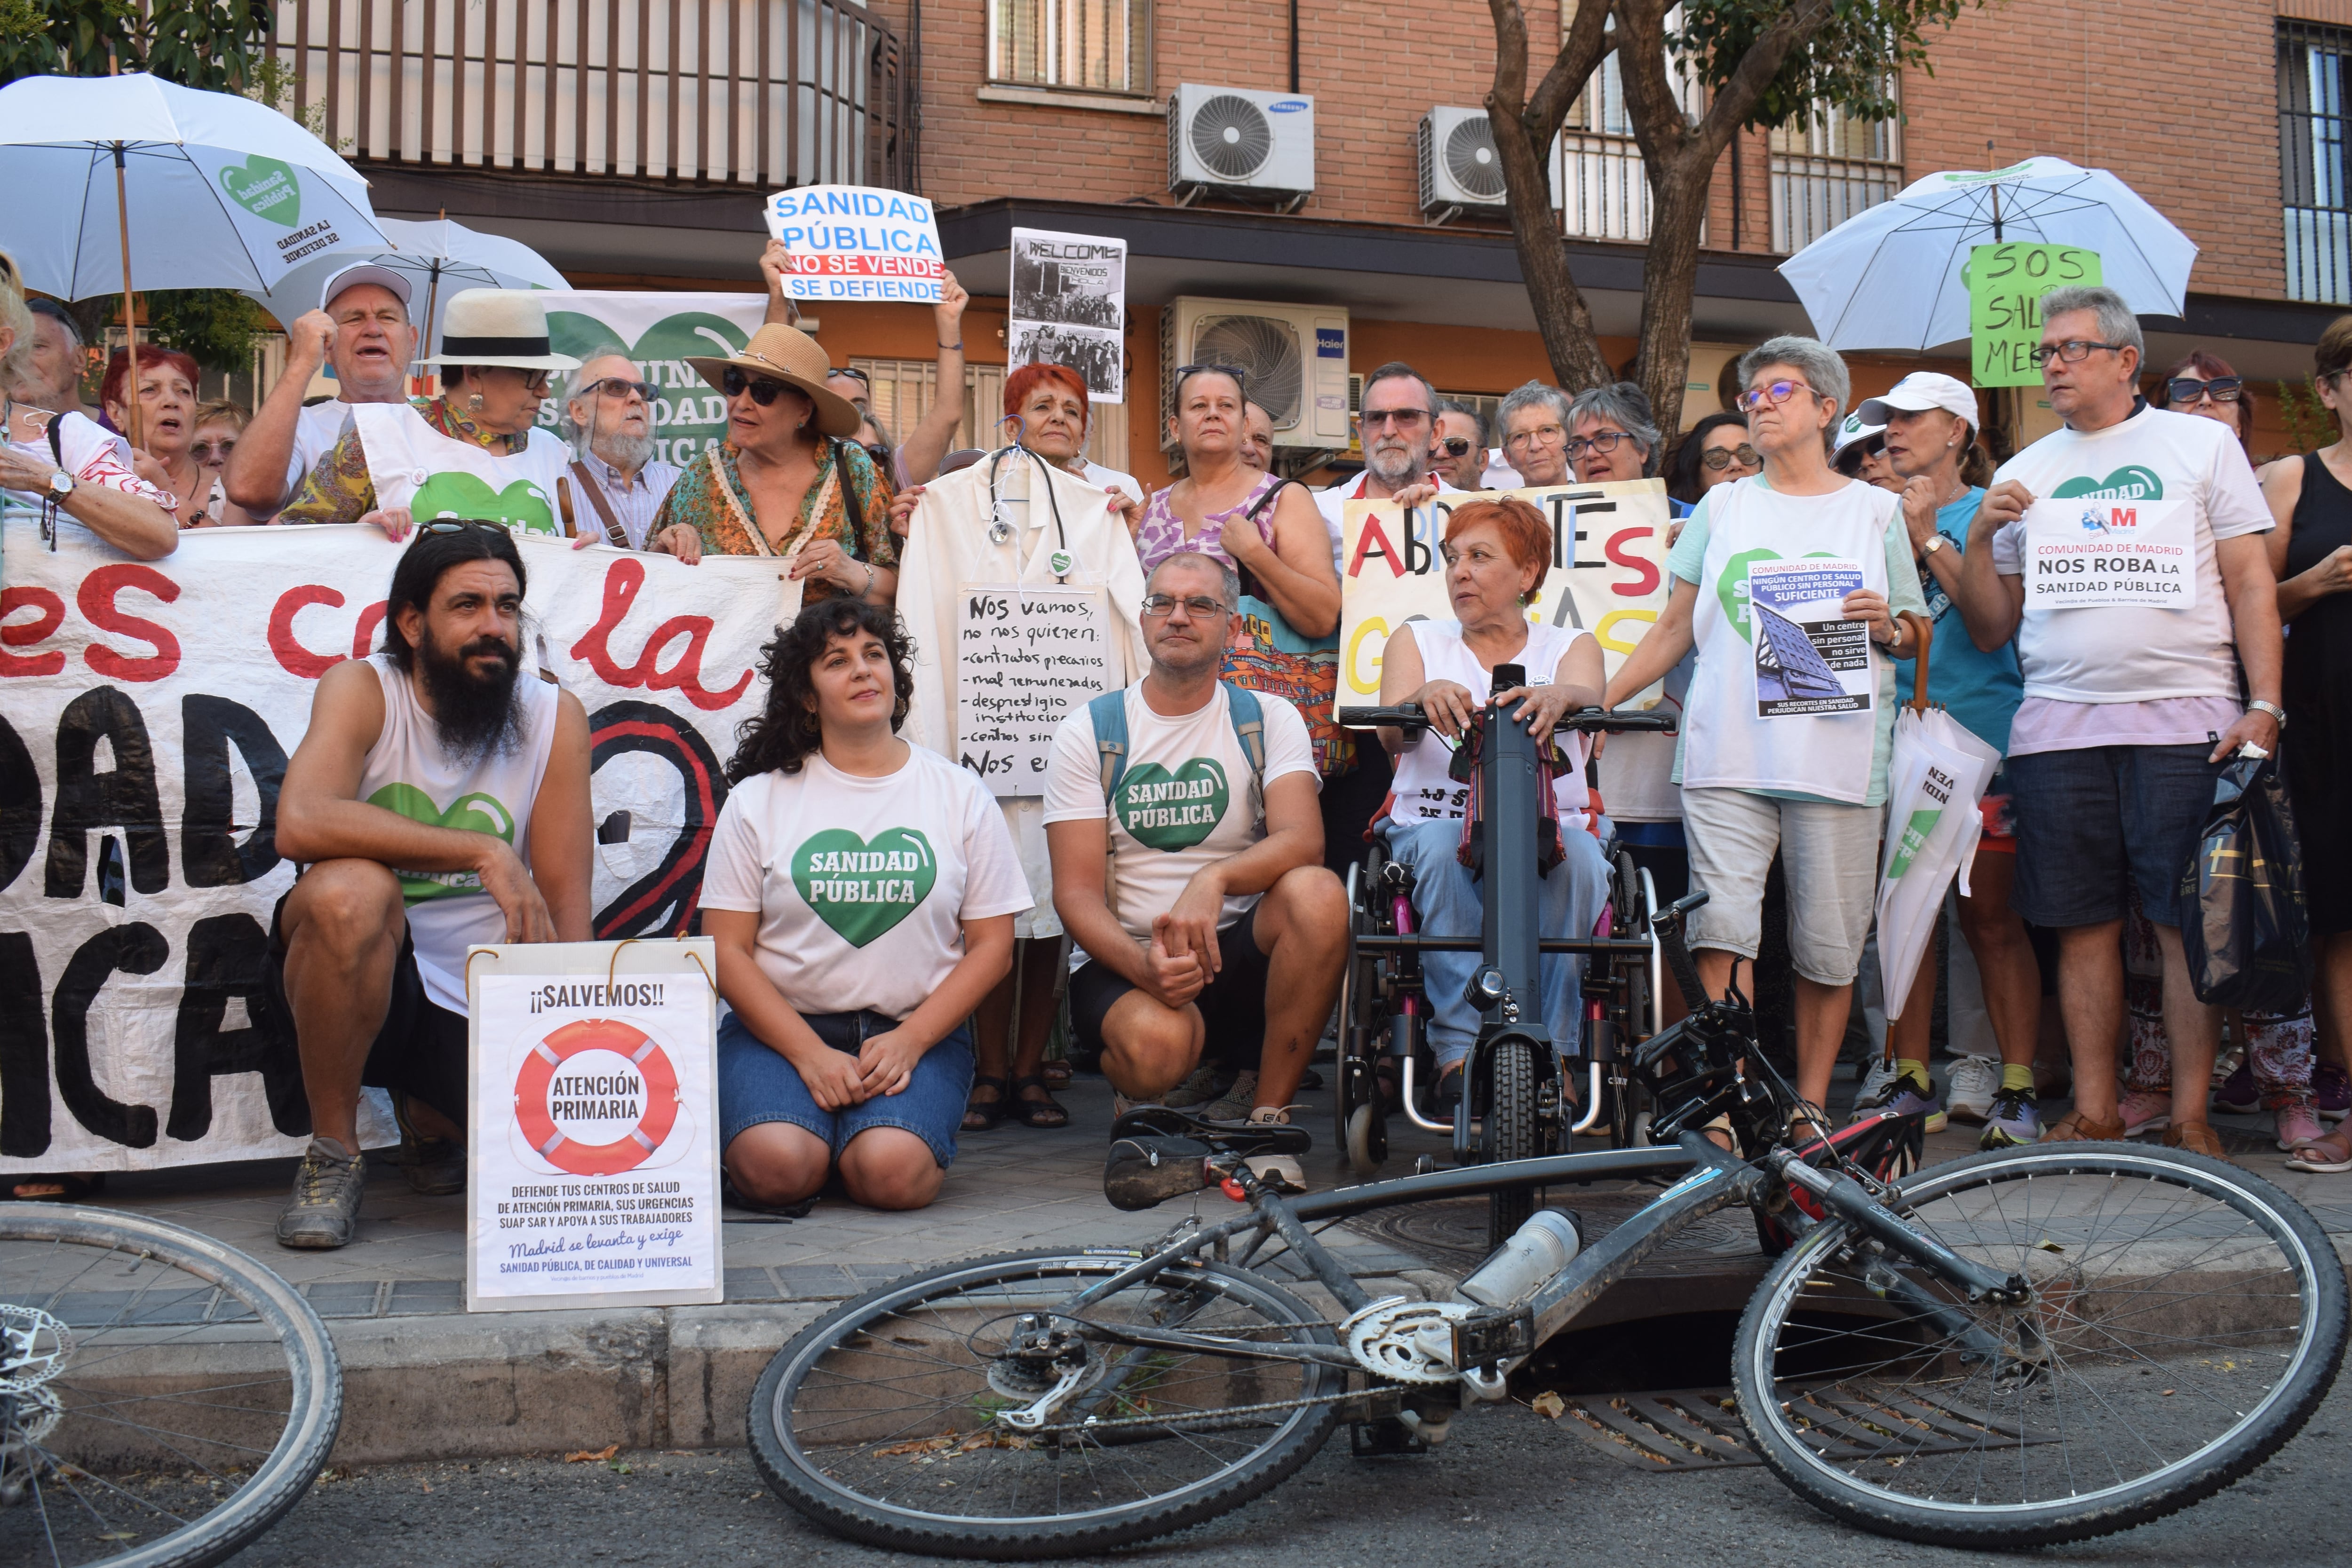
[1732,1144,2347,1547]
[749,1249,1348,1559]
[0,1204,342,1568]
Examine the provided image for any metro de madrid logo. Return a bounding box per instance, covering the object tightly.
[512,1018,684,1176]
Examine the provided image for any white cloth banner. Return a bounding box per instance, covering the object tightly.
[0,521,781,1173]
[1875,706,2002,1019]
[532,291,770,470]
[764,186,945,302]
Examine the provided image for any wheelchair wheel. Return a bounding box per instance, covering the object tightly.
[1604,851,1658,1151]
[1334,855,1391,1178]
[1484,1037,1541,1249]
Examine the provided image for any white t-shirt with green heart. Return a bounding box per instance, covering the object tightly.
[1041,682,1319,950]
[699,746,1033,1021]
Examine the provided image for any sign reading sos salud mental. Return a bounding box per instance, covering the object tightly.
[1968,243,2103,388]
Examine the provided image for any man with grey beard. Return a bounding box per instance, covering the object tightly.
[560,352,683,551]
[1313,360,1455,572]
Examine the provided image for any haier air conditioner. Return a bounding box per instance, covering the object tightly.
[1168,84,1315,208]
[1420,106,1565,223]
[1160,298,1350,451]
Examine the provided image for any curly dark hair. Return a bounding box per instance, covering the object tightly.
[725,597,917,782]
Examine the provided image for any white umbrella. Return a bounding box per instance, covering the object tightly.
[1778,155,2199,352]
[0,71,388,442]
[244,215,569,356]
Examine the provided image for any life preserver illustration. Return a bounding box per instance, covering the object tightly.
[512,1018,682,1176]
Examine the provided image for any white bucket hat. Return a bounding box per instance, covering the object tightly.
[419,288,581,373]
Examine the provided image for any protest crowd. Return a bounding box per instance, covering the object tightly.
[6,202,2351,1256]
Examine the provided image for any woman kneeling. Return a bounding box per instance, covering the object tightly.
[702,599,1031,1210]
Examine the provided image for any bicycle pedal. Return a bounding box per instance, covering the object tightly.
[1349,1416,1429,1457]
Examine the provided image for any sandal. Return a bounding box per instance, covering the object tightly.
[2163,1120,2233,1163]
[1009,1075,1069,1129]
[1041,1058,1073,1087]
[961,1075,1010,1133]
[2286,1123,2352,1173]
[2042,1108,2126,1142]
[9,1174,103,1202]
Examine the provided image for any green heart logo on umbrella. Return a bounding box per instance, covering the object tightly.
[218,156,303,227]
[410,472,558,536]
[1116,759,1231,852]
[793,828,938,947]
[1716,548,1839,643]
[367,784,516,901]
[2050,465,2165,502]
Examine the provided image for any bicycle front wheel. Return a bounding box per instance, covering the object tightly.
[0,1204,343,1568]
[749,1249,1349,1559]
[1732,1144,2347,1547]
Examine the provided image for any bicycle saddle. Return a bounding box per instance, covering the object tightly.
[1108,1103,1312,1158]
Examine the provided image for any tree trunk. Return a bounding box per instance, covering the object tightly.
[1486,0,1615,394]
[1628,163,1710,436]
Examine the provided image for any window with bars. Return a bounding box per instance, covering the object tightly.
[2281,20,2352,305]
[1769,98,1900,253]
[988,0,1152,96]
[1550,13,1703,245]
[851,358,1132,475]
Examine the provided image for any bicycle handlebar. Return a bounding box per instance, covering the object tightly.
[1336,704,1679,735]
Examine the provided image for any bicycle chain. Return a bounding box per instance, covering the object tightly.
[1005,1388,1362,1437]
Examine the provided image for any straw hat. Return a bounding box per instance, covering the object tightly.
[684,323,861,438]
[419,288,581,372]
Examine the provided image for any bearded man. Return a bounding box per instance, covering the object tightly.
[265,522,593,1249]
[560,353,682,549]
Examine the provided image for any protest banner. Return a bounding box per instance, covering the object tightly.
[2020,495,2193,609]
[1009,229,1127,403]
[1968,243,2102,388]
[1748,558,1873,717]
[532,291,770,469]
[954,585,1116,796]
[1337,478,1673,703]
[764,185,945,303]
[0,522,780,1175]
[465,937,720,1312]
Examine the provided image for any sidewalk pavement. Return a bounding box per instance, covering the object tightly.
[64,1072,2352,1464]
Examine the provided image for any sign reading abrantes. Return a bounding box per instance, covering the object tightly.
[1338,478,1673,703]
[954,586,1115,797]
[467,940,720,1312]
[1968,242,2102,388]
[764,185,945,303]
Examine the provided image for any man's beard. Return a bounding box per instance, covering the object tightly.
[1365,437,1425,490]
[416,632,525,764]
[592,428,655,472]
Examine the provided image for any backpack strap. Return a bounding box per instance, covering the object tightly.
[1222,682,1266,821]
[1089,687,1130,801]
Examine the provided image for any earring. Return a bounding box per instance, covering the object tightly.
[469,393,485,410]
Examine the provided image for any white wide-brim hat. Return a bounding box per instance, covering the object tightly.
[419,287,581,372]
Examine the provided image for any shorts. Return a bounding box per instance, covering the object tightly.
[717,1009,974,1168]
[260,888,469,1128]
[1977,766,2016,855]
[1071,905,1269,1070]
[2006,744,2220,929]
[1680,787,1882,987]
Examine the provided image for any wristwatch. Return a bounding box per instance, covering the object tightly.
[46,470,73,501]
[1918,534,1947,560]
[2249,699,2287,729]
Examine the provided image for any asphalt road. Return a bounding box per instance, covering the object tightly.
[225,1381,2352,1568]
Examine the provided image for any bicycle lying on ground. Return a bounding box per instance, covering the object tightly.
[747,696,2349,1557]
[0,1204,342,1568]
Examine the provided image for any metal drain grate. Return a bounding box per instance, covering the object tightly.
[1559,1386,2056,1472]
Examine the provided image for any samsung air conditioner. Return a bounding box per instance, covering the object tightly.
[1160,298,1349,451]
[1168,84,1315,208]
[1421,106,1566,223]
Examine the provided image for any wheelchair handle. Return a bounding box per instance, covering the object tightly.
[1649,891,1710,1014]
[1337,704,1435,731]
[1335,704,1678,735]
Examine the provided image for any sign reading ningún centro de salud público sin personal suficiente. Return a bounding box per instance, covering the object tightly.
[1967,242,2102,388]
[764,185,945,303]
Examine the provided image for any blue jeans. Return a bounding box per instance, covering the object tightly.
[1383,818,1612,1069]
[718,1009,976,1168]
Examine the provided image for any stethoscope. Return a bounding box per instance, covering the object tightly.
[984,423,1073,581]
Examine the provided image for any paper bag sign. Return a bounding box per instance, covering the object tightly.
[1337,478,1673,701]
[764,186,945,302]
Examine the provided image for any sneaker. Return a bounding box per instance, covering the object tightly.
[2317,1062,2351,1123]
[276,1138,365,1251]
[2118,1089,2172,1137]
[1979,1085,2042,1149]
[2275,1097,2327,1153]
[2211,1062,2260,1117]
[1162,1063,1236,1109]
[391,1093,466,1196]
[1852,1067,1947,1134]
[1199,1071,1261,1125]
[1854,1055,1902,1109]
[1945,1057,2001,1124]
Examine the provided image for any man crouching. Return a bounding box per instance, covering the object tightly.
[266,521,593,1248]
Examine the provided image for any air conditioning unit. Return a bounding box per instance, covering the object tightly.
[1168,84,1315,207]
[1160,298,1349,451]
[1419,107,1508,214]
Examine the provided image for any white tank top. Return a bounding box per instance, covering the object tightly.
[1386,619,1595,829]
[356,652,562,1012]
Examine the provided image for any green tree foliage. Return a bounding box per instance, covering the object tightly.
[138,287,271,372]
[1667,0,1969,131]
[0,0,273,91]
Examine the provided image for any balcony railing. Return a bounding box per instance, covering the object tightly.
[1555,131,1651,243]
[1770,154,1899,253]
[270,0,915,190]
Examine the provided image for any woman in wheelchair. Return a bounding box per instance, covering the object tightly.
[1372,495,1611,1105]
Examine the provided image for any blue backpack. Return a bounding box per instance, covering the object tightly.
[1088,683,1268,830]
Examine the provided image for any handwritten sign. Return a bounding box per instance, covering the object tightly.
[764,185,945,302]
[1968,243,2102,388]
[955,585,1116,796]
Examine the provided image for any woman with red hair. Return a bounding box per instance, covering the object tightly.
[102,346,252,526]
[999,362,1143,532]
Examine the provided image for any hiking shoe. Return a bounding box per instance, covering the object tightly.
[1979,1085,2042,1149]
[2317,1062,2351,1122]
[1162,1063,1237,1109]
[2118,1089,2172,1137]
[1853,1067,1946,1134]
[2275,1097,2327,1153]
[1199,1071,1261,1124]
[2211,1061,2261,1117]
[2164,1120,2232,1163]
[277,1138,365,1250]
[1945,1057,2001,1123]
[392,1094,466,1196]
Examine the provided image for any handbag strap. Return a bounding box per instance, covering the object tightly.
[568,460,633,548]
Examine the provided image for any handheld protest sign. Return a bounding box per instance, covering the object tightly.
[954,584,1116,796]
[764,185,945,302]
[1968,243,2101,388]
[464,937,722,1313]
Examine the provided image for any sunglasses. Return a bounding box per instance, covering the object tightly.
[832,366,873,388]
[191,438,237,461]
[418,519,515,537]
[1174,363,1247,393]
[861,442,891,466]
[1737,380,1814,412]
[1140,593,1231,619]
[1700,443,1759,470]
[722,367,796,405]
[2167,376,2242,405]
[1438,436,1475,458]
[1836,436,1886,472]
[1362,407,1430,429]
[586,376,655,402]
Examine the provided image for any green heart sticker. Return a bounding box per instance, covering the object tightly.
[1116,759,1230,852]
[410,472,558,536]
[793,828,938,948]
[1715,547,1837,644]
[367,784,516,902]
[219,156,303,227]
[2050,465,2164,502]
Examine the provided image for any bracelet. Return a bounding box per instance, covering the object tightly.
[2249,698,2287,729]
[862,562,876,596]
[939,341,963,351]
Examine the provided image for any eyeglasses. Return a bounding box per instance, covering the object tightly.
[190,438,237,461]
[2166,376,2242,405]
[861,442,891,466]
[1140,593,1230,619]
[1438,436,1474,458]
[1564,429,1635,459]
[1504,422,1566,450]
[2027,340,2127,367]
[722,367,795,405]
[1699,443,1759,471]
[586,376,655,402]
[1361,407,1430,429]
[1736,380,1815,412]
